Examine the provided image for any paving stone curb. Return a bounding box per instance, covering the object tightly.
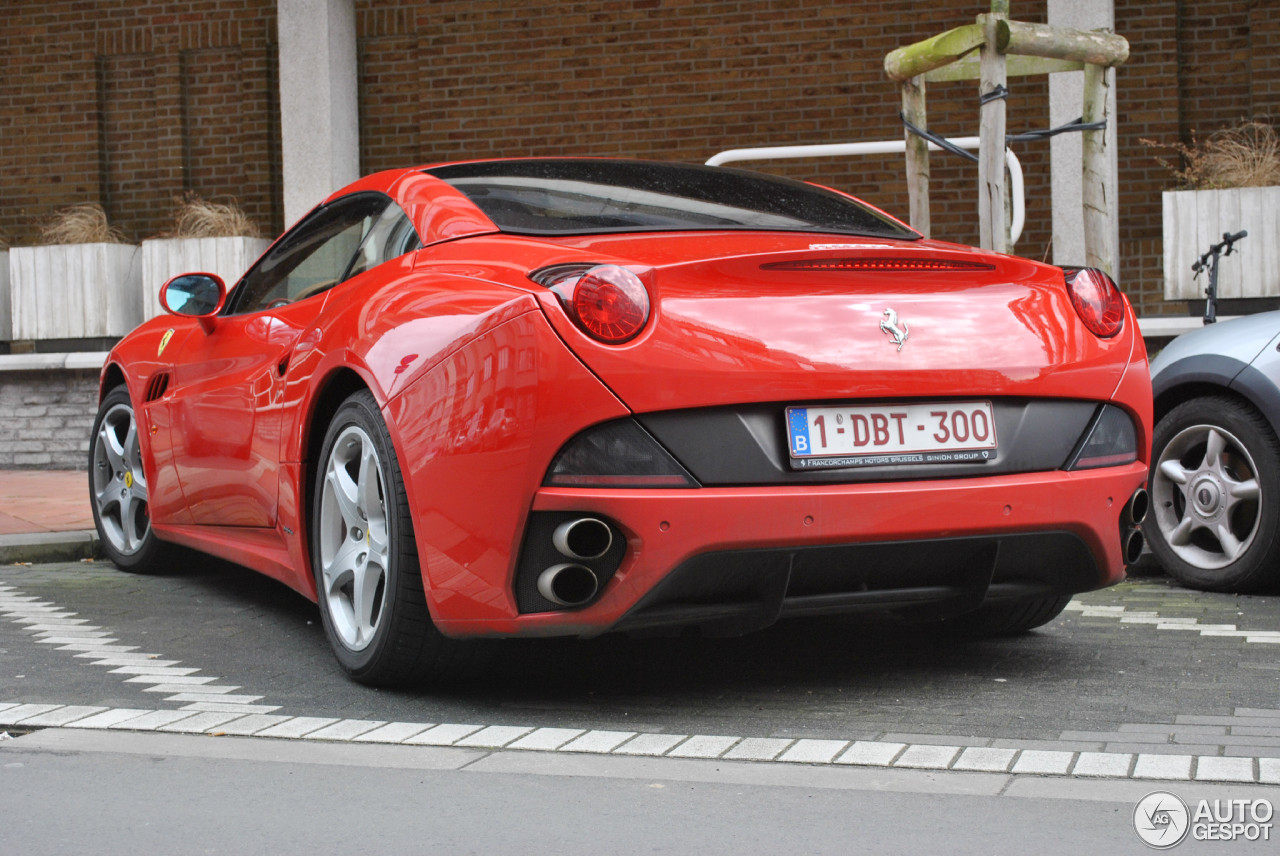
[0,531,100,565]
[2,701,1278,785]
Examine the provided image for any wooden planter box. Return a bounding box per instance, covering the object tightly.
[8,243,141,340]
[140,236,269,321]
[1163,186,1280,301]
[0,250,9,343]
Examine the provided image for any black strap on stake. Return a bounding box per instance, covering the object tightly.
[898,112,979,163]
[1006,117,1107,143]
[979,84,1010,105]
[898,112,1107,162]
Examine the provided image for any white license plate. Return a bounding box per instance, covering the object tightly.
[786,400,997,469]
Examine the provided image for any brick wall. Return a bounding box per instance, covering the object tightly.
[0,370,99,470]
[1114,0,1280,314]
[1,0,1276,312]
[349,1,1060,266]
[0,1,280,246]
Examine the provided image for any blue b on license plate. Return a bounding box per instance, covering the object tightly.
[786,401,997,469]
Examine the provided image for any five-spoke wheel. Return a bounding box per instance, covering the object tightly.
[312,390,468,686]
[89,386,167,571]
[1147,396,1280,592]
[318,424,392,653]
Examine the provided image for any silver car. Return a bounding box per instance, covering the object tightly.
[1148,311,1280,591]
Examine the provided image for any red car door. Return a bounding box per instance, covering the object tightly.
[168,193,400,528]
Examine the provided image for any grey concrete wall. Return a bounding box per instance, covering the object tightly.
[1048,0,1120,271]
[278,0,359,228]
[0,369,98,469]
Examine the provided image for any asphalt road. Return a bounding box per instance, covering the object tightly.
[3,728,1276,856]
[3,556,1280,854]
[2,557,1278,750]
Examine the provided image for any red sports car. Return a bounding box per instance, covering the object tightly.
[91,159,1152,686]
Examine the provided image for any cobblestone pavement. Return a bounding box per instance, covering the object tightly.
[1,558,1277,762]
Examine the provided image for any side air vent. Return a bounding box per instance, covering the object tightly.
[761,258,996,272]
[144,372,170,402]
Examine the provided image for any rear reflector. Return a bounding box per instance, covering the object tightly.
[1067,405,1138,470]
[761,258,996,272]
[546,419,698,488]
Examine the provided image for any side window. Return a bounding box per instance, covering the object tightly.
[341,201,421,281]
[228,194,391,314]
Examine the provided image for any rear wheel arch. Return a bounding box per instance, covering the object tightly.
[309,385,481,685]
[1154,380,1245,425]
[302,368,377,549]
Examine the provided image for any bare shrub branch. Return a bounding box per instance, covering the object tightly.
[1143,121,1280,190]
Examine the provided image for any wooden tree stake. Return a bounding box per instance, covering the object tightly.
[902,76,930,238]
[1082,61,1114,275]
[978,8,1009,253]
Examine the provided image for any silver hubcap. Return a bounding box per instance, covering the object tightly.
[92,403,150,556]
[1152,424,1262,569]
[319,426,391,652]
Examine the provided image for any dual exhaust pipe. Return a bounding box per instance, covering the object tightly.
[1121,488,1149,565]
[537,517,613,607]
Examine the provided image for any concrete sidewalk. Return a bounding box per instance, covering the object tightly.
[0,470,98,564]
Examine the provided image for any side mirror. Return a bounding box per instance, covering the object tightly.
[160,273,227,334]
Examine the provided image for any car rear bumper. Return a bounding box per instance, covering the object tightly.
[430,462,1147,638]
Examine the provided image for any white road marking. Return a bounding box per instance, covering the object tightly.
[3,584,1277,783]
[0,583,275,714]
[1064,601,1280,643]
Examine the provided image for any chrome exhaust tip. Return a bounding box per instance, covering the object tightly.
[536,563,600,607]
[1125,488,1150,527]
[1123,527,1145,565]
[552,517,613,561]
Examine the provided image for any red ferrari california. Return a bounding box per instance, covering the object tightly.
[91,159,1152,685]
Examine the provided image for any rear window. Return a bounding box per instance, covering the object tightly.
[424,159,919,240]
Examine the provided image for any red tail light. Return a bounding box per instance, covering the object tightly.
[539,264,651,344]
[1064,267,1125,338]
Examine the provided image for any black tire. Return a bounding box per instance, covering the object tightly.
[940,594,1072,637]
[1146,395,1280,593]
[311,390,473,687]
[89,386,172,572]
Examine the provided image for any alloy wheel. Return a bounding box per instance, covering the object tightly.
[1151,422,1262,570]
[91,402,151,556]
[318,425,391,652]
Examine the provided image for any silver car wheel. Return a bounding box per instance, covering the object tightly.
[91,402,151,556]
[1151,422,1262,570]
[319,424,391,652]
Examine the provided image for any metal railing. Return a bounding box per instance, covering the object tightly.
[706,139,1025,246]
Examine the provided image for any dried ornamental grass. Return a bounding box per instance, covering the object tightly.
[38,203,128,245]
[1143,121,1280,190]
[168,193,261,239]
